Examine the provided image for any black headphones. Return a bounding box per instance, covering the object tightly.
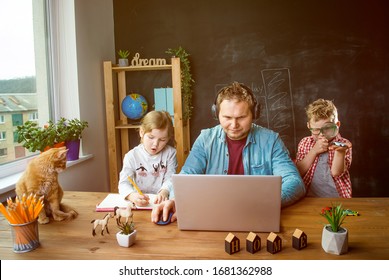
[211,82,260,120]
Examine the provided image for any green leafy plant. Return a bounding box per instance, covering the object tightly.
[56,117,89,141]
[16,118,88,152]
[321,203,348,232]
[166,46,194,121]
[117,219,135,235]
[117,49,130,59]
[16,120,60,152]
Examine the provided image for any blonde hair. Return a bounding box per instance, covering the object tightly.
[140,110,174,139]
[305,99,338,123]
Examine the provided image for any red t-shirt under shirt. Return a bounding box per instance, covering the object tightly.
[226,137,246,175]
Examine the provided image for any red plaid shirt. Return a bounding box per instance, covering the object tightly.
[296,134,352,198]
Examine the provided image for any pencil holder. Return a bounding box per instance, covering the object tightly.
[9,219,40,253]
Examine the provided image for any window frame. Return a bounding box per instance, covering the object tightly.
[0,0,91,197]
[0,0,57,183]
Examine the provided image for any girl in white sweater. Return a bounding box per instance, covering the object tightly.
[118,111,177,207]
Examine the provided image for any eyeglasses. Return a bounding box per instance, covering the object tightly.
[309,123,338,139]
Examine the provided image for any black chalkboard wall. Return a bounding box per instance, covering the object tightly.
[113,0,389,197]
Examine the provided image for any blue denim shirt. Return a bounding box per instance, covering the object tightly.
[172,124,305,207]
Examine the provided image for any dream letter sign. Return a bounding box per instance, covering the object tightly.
[131,53,167,66]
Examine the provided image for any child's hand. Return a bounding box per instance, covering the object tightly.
[129,192,150,207]
[154,189,169,204]
[313,136,329,155]
[329,141,352,152]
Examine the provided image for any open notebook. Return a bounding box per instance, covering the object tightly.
[172,174,282,232]
[95,193,157,212]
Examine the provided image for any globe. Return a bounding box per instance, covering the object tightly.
[121,93,148,120]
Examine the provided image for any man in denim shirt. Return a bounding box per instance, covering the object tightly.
[152,82,305,223]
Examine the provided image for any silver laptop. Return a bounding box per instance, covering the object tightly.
[172,174,282,232]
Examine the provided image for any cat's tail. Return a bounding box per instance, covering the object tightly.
[52,203,78,221]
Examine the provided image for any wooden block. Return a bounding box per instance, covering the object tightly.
[266,232,282,254]
[225,233,240,254]
[246,232,261,254]
[292,228,307,250]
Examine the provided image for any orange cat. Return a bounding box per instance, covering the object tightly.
[15,147,78,224]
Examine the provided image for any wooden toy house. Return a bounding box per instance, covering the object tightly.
[292,228,307,250]
[246,232,261,254]
[267,232,282,254]
[225,233,240,254]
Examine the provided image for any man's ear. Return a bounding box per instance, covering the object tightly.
[336,121,341,128]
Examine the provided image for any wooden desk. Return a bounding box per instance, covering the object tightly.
[0,192,388,259]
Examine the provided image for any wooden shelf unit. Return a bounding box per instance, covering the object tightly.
[103,58,190,192]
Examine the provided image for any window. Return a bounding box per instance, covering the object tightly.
[12,114,24,127]
[12,131,18,143]
[0,148,7,157]
[0,0,52,170]
[29,112,39,121]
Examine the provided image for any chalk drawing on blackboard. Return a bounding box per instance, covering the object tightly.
[259,68,296,153]
[213,71,297,155]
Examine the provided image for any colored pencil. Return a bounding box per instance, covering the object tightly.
[127,176,144,196]
[0,194,43,251]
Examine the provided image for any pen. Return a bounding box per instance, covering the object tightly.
[128,176,144,196]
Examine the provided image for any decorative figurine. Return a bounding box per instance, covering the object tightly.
[246,232,261,254]
[91,213,113,236]
[225,232,240,255]
[292,228,307,250]
[114,203,134,225]
[267,232,282,254]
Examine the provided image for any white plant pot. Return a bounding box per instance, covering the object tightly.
[116,230,137,247]
[118,58,129,67]
[321,225,348,255]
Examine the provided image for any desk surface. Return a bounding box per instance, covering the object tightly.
[0,191,388,260]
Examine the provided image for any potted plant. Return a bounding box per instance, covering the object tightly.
[166,46,194,121]
[320,203,348,255]
[56,117,88,161]
[116,219,137,247]
[16,120,64,152]
[117,49,130,67]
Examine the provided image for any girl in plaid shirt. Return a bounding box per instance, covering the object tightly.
[295,99,352,198]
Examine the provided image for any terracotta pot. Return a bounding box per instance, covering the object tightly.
[43,142,65,152]
[116,230,137,247]
[321,225,348,255]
